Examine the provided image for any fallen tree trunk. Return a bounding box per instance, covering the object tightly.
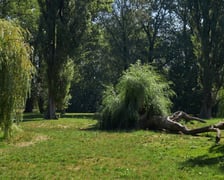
[139,111,224,143]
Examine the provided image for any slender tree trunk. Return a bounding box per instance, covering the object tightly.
[3,113,12,140]
[45,64,57,119]
[46,91,57,119]
[38,97,44,114]
[121,7,128,70]
[199,80,213,119]
[199,101,212,119]
[199,75,213,119]
[24,97,34,113]
[148,43,154,63]
[45,3,57,119]
[199,41,213,119]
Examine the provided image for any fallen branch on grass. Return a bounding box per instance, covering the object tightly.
[139,111,224,143]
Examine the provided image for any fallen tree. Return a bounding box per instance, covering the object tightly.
[139,111,223,143]
[99,62,223,143]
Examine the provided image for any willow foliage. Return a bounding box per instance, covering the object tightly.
[0,19,34,138]
[99,61,174,130]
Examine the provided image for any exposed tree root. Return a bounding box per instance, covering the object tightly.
[139,111,224,143]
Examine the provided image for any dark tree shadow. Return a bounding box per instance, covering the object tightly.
[22,113,44,122]
[181,144,224,172]
[22,113,97,122]
[209,144,224,153]
[80,123,141,133]
[61,113,96,120]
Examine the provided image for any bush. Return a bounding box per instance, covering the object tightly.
[99,61,174,130]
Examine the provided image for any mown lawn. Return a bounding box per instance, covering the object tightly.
[0,113,224,179]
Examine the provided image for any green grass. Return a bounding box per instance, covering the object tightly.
[0,114,224,179]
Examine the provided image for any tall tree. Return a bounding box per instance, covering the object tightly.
[187,0,224,118]
[38,0,112,118]
[100,0,175,72]
[100,0,143,71]
[164,0,201,114]
[135,0,174,63]
[69,23,117,112]
[0,19,34,138]
[38,0,76,119]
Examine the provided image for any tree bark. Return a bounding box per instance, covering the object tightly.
[44,1,57,119]
[199,92,212,119]
[45,88,57,119]
[38,97,44,114]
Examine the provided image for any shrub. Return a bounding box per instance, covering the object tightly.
[99,61,174,130]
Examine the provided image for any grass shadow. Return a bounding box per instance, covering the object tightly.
[22,113,97,122]
[209,144,224,153]
[61,113,96,120]
[181,144,224,172]
[80,124,142,134]
[22,113,44,122]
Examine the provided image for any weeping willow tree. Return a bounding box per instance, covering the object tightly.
[0,19,34,139]
[99,61,174,130]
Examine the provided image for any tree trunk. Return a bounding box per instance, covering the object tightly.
[3,120,11,140]
[199,91,212,119]
[45,99,57,119]
[44,2,57,120]
[24,97,34,113]
[199,102,212,119]
[45,88,57,119]
[140,111,224,143]
[38,97,44,114]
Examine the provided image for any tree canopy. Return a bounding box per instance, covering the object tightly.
[1,0,224,127]
[187,0,224,118]
[37,0,112,119]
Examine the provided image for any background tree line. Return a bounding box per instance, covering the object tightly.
[1,0,224,119]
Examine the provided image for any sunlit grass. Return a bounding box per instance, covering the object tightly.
[0,114,224,179]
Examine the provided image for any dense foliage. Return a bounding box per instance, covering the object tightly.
[1,0,224,121]
[188,0,224,118]
[55,59,75,112]
[99,61,174,130]
[37,0,112,118]
[0,19,34,138]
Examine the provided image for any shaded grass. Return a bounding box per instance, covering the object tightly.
[0,114,224,179]
[22,113,44,122]
[61,113,96,119]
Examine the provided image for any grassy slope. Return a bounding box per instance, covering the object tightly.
[0,114,224,179]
